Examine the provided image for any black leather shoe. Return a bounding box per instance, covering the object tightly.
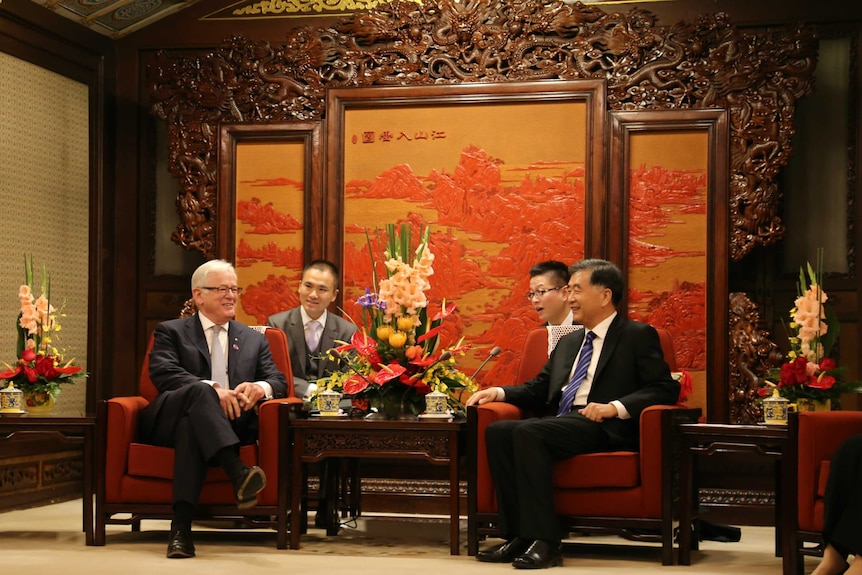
[234,465,266,509]
[476,537,530,563]
[512,539,563,569]
[166,527,195,558]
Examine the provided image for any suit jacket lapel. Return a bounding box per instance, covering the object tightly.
[188,314,210,366]
[593,315,623,382]
[286,308,308,378]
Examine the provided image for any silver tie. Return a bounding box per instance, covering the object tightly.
[210,325,228,387]
[306,319,321,352]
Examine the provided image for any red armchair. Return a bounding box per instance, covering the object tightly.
[467,326,700,565]
[783,410,862,575]
[95,326,302,547]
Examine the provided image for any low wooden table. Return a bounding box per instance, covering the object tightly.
[279,409,465,554]
[0,414,96,544]
[677,422,789,566]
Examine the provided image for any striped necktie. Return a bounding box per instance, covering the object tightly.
[556,331,596,417]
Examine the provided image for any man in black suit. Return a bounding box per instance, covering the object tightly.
[467,259,679,569]
[140,259,287,559]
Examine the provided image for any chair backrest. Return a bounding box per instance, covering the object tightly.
[138,325,296,402]
[654,327,677,371]
[512,325,678,386]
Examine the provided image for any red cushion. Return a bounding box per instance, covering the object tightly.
[553,451,639,488]
[127,443,258,481]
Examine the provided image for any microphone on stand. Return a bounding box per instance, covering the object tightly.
[470,346,501,381]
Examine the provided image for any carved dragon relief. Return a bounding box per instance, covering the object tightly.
[148,0,817,259]
[728,292,784,424]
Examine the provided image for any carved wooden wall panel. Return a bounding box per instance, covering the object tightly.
[149,0,816,262]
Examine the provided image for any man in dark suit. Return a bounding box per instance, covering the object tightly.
[140,259,287,559]
[467,259,679,569]
[267,259,357,400]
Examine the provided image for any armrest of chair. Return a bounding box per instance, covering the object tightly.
[258,397,303,469]
[638,405,701,515]
[102,396,149,500]
[467,402,526,514]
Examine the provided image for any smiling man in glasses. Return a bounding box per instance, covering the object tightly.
[527,260,573,327]
[139,259,288,559]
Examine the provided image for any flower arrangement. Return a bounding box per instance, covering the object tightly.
[0,256,86,402]
[314,223,477,417]
[759,249,861,404]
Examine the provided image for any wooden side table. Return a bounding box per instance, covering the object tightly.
[677,422,788,566]
[0,415,96,544]
[279,407,465,554]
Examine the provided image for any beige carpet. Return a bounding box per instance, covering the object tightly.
[0,499,822,574]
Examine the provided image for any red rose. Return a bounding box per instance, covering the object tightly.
[34,355,59,380]
[819,357,837,372]
[780,357,809,386]
[21,348,36,362]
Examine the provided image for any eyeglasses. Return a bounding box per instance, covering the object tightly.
[201,286,243,296]
[525,286,565,301]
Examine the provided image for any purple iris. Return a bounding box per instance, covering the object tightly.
[357,288,386,310]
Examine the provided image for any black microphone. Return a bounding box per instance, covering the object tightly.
[470,346,501,381]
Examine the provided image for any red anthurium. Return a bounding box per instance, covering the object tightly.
[807,373,837,390]
[343,374,370,395]
[417,326,442,343]
[430,302,457,321]
[373,362,407,384]
[409,354,437,368]
[351,331,379,356]
[0,366,22,380]
[55,365,84,375]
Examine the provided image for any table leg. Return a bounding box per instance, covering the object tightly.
[449,430,460,555]
[290,431,304,550]
[678,438,693,565]
[83,427,94,545]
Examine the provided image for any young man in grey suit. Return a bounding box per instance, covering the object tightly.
[467,259,679,569]
[266,259,357,530]
[266,259,358,401]
[140,259,288,559]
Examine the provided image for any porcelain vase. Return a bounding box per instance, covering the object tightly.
[795,398,832,413]
[23,391,55,416]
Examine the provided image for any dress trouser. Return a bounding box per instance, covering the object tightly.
[140,381,255,505]
[822,434,862,556]
[485,413,611,542]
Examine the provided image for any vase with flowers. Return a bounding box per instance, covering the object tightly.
[313,223,477,419]
[759,249,862,411]
[0,256,86,414]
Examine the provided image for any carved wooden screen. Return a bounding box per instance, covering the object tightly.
[217,122,322,325]
[609,110,729,420]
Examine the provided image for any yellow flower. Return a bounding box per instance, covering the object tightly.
[396,316,414,332]
[376,325,393,341]
[388,331,407,348]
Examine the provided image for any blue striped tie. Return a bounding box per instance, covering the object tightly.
[556,331,596,417]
